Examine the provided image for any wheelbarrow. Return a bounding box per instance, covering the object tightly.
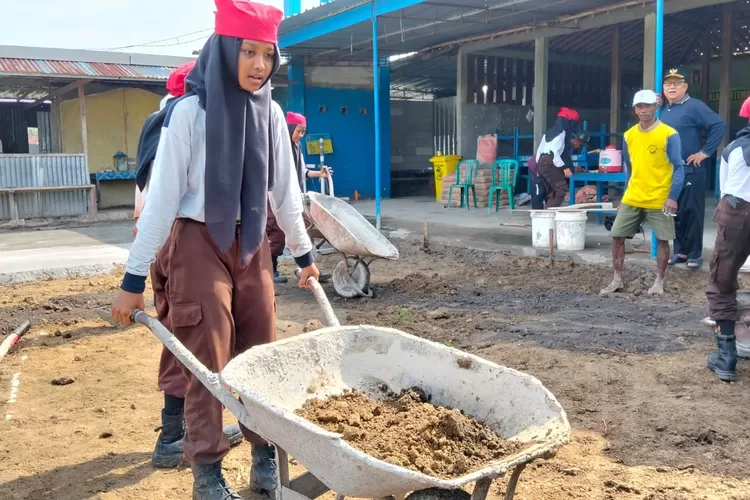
[131,279,571,500]
[303,191,399,299]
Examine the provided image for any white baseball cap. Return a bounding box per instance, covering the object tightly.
[632,89,658,106]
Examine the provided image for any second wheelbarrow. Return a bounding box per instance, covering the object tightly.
[304,191,399,299]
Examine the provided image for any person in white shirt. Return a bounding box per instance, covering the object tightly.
[110,1,318,498]
[132,60,247,470]
[534,107,585,208]
[705,107,750,383]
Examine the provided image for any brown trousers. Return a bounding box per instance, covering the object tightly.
[152,232,189,399]
[707,196,750,322]
[159,218,276,464]
[537,153,569,208]
[265,200,286,257]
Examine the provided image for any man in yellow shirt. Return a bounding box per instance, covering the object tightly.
[602,90,684,296]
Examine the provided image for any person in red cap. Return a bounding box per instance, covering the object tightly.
[266,111,332,283]
[533,107,585,207]
[133,60,246,470]
[111,1,319,498]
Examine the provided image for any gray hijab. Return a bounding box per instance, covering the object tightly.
[185,34,281,265]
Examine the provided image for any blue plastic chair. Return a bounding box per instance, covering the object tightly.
[489,159,518,213]
[447,160,480,210]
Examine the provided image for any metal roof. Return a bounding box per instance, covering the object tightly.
[0,57,175,81]
[388,1,749,97]
[279,0,623,63]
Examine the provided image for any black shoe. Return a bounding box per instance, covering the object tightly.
[250,444,278,497]
[708,330,737,382]
[152,413,243,469]
[191,462,242,500]
[274,271,288,284]
[152,410,185,468]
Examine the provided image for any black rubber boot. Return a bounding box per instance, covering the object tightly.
[191,461,241,500]
[152,415,244,468]
[708,321,737,382]
[250,443,278,497]
[152,409,185,468]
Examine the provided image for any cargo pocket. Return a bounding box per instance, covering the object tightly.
[713,207,745,243]
[170,302,203,329]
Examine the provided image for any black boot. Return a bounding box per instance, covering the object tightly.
[250,443,278,497]
[708,321,737,382]
[152,409,185,468]
[153,395,244,468]
[191,461,242,500]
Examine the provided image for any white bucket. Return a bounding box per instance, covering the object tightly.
[741,255,750,273]
[530,210,557,249]
[555,211,588,251]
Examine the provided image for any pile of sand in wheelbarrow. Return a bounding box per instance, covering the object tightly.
[296,387,526,479]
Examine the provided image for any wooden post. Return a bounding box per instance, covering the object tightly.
[533,37,549,150]
[609,25,621,146]
[718,3,732,151]
[77,82,89,169]
[700,31,710,103]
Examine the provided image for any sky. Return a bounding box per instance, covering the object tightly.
[0,0,320,57]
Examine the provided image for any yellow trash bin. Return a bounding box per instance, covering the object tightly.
[429,154,462,201]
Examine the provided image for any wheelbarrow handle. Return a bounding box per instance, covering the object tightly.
[306,277,340,328]
[129,310,250,423]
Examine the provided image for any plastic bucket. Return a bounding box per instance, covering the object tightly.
[530,210,557,249]
[555,211,588,251]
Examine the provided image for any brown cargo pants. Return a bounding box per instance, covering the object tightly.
[536,153,569,208]
[158,218,276,464]
[707,196,750,322]
[152,232,190,399]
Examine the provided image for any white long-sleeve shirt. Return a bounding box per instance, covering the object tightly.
[719,130,750,201]
[535,131,566,168]
[125,96,312,284]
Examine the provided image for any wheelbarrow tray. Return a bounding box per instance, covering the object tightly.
[306,192,399,260]
[221,325,570,497]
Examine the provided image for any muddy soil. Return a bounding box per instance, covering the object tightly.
[297,388,526,479]
[1,241,750,499]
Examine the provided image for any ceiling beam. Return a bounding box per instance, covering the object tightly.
[23,79,94,109]
[440,0,738,55]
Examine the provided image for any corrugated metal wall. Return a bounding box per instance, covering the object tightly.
[0,154,90,220]
[433,97,457,156]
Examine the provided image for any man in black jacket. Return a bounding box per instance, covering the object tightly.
[661,68,726,269]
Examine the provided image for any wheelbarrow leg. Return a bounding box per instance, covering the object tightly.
[471,478,492,500]
[503,464,527,500]
[276,446,291,487]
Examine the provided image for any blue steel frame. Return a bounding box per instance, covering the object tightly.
[651,0,664,259]
[280,0,426,227]
[279,0,426,48]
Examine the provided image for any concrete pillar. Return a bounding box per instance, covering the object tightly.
[77,82,88,169]
[700,32,710,102]
[643,13,656,90]
[287,59,305,115]
[718,3,732,150]
[533,37,549,149]
[456,47,468,156]
[610,25,621,145]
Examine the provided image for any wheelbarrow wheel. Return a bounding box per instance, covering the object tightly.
[406,488,471,500]
[332,258,371,299]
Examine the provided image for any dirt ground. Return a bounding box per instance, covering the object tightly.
[1,241,750,500]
